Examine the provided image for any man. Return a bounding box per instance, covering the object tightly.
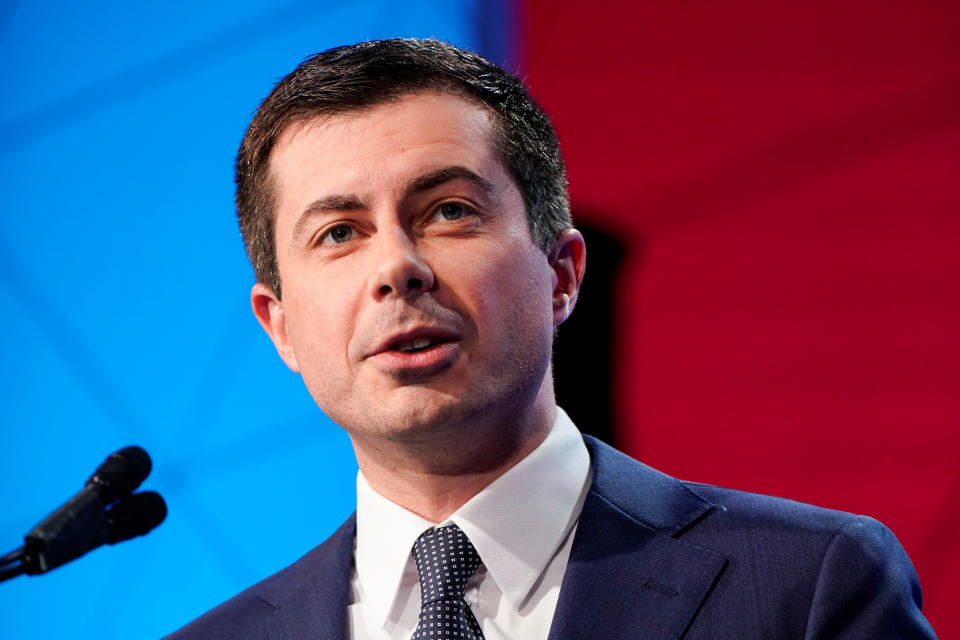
[167,39,936,639]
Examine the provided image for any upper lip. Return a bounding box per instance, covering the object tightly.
[366,326,461,358]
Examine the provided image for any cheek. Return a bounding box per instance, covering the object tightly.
[454,247,554,335]
[282,281,354,363]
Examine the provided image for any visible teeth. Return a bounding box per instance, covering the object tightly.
[396,337,433,352]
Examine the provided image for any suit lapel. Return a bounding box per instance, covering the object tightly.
[547,438,728,640]
[261,514,356,640]
[256,438,727,640]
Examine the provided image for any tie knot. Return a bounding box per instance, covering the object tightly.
[412,524,482,606]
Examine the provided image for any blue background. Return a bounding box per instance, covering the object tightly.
[0,2,512,637]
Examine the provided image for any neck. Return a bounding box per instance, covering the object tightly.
[350,385,557,523]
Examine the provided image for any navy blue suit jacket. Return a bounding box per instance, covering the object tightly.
[166,436,936,639]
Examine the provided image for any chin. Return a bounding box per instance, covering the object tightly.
[372,395,474,443]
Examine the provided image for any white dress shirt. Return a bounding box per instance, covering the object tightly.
[348,407,592,640]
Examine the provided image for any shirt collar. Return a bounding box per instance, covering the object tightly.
[355,469,434,628]
[354,407,590,627]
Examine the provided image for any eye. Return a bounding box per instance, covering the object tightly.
[319,224,354,245]
[436,201,469,221]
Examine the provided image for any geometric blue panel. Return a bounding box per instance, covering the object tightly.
[0,1,510,637]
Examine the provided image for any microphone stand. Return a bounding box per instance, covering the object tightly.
[0,547,27,582]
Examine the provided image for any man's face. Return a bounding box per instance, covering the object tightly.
[252,92,583,448]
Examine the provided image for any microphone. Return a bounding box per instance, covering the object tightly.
[0,446,167,581]
[86,445,153,502]
[101,490,167,544]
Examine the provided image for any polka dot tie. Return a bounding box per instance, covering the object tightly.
[411,524,485,639]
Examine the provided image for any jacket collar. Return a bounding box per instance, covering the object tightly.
[581,435,717,536]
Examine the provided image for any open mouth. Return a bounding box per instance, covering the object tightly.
[392,337,448,353]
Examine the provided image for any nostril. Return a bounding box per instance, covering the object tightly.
[379,284,393,296]
[408,278,422,290]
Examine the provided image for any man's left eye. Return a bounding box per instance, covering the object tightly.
[437,202,468,220]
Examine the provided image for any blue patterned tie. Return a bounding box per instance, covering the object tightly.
[411,524,485,639]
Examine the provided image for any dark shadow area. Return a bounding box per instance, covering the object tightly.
[553,220,626,447]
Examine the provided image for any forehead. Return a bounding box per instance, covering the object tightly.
[268,92,501,212]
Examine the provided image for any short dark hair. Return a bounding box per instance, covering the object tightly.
[235,38,570,297]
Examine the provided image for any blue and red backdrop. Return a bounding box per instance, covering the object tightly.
[1,1,956,637]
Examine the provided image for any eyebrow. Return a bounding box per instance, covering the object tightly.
[291,165,497,242]
[405,166,497,198]
[292,194,365,241]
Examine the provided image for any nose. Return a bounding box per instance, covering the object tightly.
[371,227,435,300]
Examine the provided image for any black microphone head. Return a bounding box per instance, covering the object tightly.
[104,491,167,544]
[87,446,152,502]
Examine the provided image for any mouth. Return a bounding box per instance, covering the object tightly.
[390,336,452,354]
[369,326,461,357]
[366,327,462,373]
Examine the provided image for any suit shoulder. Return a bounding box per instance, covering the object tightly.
[686,481,865,536]
[584,435,891,546]
[680,479,909,564]
[162,514,356,640]
[678,482,934,638]
[163,587,277,640]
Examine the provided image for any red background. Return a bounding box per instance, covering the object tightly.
[523,1,959,635]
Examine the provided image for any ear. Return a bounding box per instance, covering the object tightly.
[548,228,587,328]
[251,282,301,372]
